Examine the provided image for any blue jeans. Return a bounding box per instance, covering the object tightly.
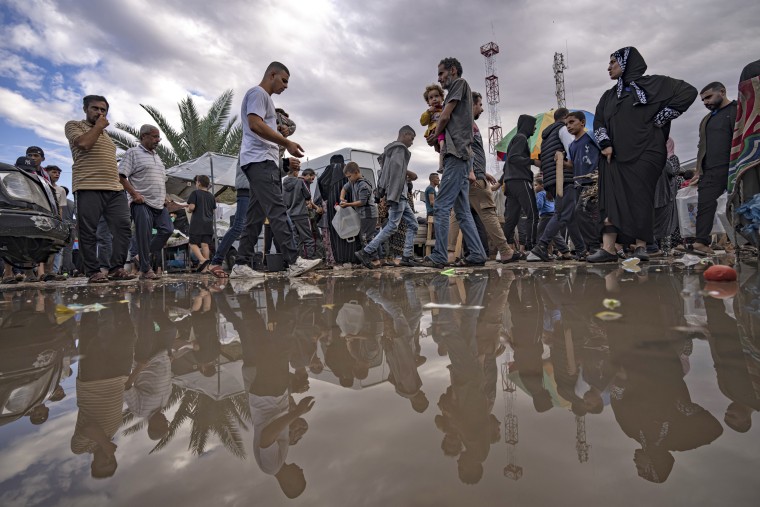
[363,199,417,259]
[212,194,250,265]
[430,156,486,264]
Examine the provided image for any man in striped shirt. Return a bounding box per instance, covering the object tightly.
[65,95,134,283]
[119,125,173,280]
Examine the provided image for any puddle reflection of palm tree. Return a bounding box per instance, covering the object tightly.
[123,385,252,458]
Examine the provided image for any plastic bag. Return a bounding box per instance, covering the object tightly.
[336,300,365,336]
[331,205,361,241]
[676,186,725,237]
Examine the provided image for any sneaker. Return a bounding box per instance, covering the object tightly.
[290,279,323,298]
[527,244,551,262]
[586,249,618,263]
[230,278,265,294]
[288,257,322,277]
[632,247,650,262]
[399,256,421,267]
[230,264,265,279]
[354,250,375,269]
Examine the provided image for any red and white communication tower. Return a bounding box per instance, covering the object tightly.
[480,41,502,174]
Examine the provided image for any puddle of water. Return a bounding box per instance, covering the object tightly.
[0,264,758,506]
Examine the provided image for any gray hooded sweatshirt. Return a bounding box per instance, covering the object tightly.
[377,141,411,204]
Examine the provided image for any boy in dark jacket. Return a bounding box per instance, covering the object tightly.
[340,162,378,252]
[501,114,538,251]
[283,166,317,259]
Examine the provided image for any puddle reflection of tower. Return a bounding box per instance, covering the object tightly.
[501,360,523,480]
[480,41,503,175]
[575,415,590,463]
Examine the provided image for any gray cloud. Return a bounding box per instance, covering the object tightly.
[0,0,758,187]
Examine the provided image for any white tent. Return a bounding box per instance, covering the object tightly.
[165,152,239,197]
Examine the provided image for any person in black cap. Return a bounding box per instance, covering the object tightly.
[25,146,50,182]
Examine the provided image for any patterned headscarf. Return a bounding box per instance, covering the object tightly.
[613,47,648,104]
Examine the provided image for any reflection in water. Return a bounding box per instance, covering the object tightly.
[0,265,759,502]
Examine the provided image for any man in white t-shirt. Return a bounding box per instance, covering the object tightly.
[231,61,321,279]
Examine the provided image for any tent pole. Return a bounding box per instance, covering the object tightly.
[209,154,218,244]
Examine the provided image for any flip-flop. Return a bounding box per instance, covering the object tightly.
[208,264,229,278]
[196,260,211,273]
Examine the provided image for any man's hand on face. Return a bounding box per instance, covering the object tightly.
[286,140,304,158]
[95,114,109,130]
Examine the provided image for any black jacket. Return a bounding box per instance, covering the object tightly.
[503,115,536,182]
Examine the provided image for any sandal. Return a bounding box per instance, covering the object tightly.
[1,277,18,285]
[208,264,229,278]
[196,260,211,273]
[88,272,109,284]
[108,268,136,281]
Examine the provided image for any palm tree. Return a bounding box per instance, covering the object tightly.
[110,89,243,168]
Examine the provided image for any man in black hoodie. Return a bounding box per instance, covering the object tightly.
[501,114,538,251]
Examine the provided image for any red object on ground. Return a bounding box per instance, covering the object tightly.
[703,265,738,282]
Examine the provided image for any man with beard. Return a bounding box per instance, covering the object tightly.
[421,58,486,268]
[65,95,134,282]
[683,82,737,256]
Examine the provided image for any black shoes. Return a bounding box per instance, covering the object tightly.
[354,250,375,269]
[399,256,422,267]
[586,249,618,263]
[632,246,650,262]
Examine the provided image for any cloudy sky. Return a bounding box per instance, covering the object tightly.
[0,0,758,191]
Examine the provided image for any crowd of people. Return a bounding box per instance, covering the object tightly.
[1,49,758,285]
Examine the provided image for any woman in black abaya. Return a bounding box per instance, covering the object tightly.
[317,155,359,264]
[589,47,697,263]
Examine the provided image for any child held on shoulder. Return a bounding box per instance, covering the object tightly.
[420,84,446,172]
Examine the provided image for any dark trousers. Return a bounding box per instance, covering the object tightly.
[292,215,317,259]
[131,204,173,273]
[537,214,569,252]
[538,185,585,253]
[503,180,538,249]
[236,160,298,266]
[76,190,131,276]
[96,216,112,269]
[575,190,600,252]
[696,166,728,246]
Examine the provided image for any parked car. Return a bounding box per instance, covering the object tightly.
[0,161,70,267]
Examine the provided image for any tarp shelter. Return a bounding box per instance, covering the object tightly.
[165,152,239,201]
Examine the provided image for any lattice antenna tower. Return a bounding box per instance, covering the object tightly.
[480,41,503,174]
[501,360,523,480]
[553,52,568,109]
[575,415,590,463]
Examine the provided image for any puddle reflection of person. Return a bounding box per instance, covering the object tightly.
[603,268,722,483]
[237,285,315,499]
[430,273,500,485]
[70,293,136,478]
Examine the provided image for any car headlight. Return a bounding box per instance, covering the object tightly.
[0,172,53,212]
